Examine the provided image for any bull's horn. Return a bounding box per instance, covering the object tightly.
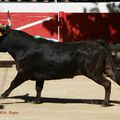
[0,23,4,29]
[7,10,12,27]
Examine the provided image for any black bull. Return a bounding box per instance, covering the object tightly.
[0,26,120,107]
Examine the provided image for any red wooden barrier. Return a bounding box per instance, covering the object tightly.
[0,12,120,44]
[0,12,58,40]
[59,12,120,44]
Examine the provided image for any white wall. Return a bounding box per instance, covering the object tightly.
[0,2,116,13]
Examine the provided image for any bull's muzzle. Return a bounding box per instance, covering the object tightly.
[0,23,5,36]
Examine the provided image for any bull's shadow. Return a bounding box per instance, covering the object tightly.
[2,94,120,106]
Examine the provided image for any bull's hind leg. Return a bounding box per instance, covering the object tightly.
[100,77,111,107]
[87,75,111,107]
[32,80,44,104]
[87,73,111,107]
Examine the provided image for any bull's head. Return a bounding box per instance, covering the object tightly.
[0,11,12,39]
[0,23,7,52]
[0,11,12,52]
[0,23,6,38]
[0,23,11,41]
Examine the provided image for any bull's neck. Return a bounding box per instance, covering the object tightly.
[7,40,36,61]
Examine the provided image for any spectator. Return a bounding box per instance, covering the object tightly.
[107,2,120,13]
[0,0,52,1]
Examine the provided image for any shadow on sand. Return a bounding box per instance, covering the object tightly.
[1,94,120,107]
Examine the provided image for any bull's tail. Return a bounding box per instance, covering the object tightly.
[95,39,120,86]
[105,55,120,86]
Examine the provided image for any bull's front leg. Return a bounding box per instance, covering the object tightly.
[32,80,44,104]
[0,73,28,99]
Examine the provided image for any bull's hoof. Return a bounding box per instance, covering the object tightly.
[31,98,42,104]
[24,99,31,103]
[0,95,7,99]
[0,104,4,109]
[101,101,109,107]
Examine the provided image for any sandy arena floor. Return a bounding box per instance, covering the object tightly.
[0,53,120,120]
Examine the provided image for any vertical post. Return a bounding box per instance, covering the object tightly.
[55,0,57,2]
[58,11,65,42]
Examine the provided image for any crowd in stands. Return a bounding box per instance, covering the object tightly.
[0,0,112,2]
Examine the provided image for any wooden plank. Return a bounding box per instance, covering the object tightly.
[0,61,15,68]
